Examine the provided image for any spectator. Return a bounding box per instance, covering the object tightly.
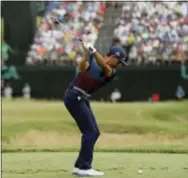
[22,83,31,99]
[152,93,160,102]
[110,88,122,102]
[3,84,13,99]
[175,85,185,100]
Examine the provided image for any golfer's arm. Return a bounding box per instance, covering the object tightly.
[94,51,112,77]
[78,43,90,72]
[81,42,89,53]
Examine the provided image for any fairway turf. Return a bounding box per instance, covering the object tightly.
[2,152,188,178]
[2,99,188,152]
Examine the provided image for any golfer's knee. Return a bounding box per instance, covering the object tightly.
[91,130,100,141]
[95,130,100,139]
[86,130,100,141]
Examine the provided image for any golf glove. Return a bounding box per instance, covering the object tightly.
[86,43,96,54]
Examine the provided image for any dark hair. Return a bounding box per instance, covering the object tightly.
[106,52,111,57]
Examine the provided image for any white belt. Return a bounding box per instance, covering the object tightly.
[73,86,91,98]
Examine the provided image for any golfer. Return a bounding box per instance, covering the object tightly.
[64,42,127,176]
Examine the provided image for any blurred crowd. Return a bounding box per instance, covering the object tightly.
[26,1,105,65]
[113,1,188,65]
[27,1,188,66]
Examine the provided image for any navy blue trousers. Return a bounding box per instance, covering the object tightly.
[64,90,100,170]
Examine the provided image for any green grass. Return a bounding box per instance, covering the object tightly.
[2,152,188,178]
[2,99,188,153]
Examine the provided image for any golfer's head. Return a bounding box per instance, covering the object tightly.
[105,46,128,67]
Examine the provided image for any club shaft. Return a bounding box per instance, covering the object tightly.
[51,16,94,52]
[51,16,82,43]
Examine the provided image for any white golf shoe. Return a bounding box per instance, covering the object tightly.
[72,167,80,175]
[77,169,104,177]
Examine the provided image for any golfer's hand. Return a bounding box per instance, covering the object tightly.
[85,43,96,54]
[81,42,96,54]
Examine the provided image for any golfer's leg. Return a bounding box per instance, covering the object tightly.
[75,129,99,170]
[64,98,99,170]
[86,101,100,136]
[76,100,100,169]
[74,100,100,170]
[75,100,104,176]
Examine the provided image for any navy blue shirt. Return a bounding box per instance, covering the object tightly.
[69,54,116,95]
